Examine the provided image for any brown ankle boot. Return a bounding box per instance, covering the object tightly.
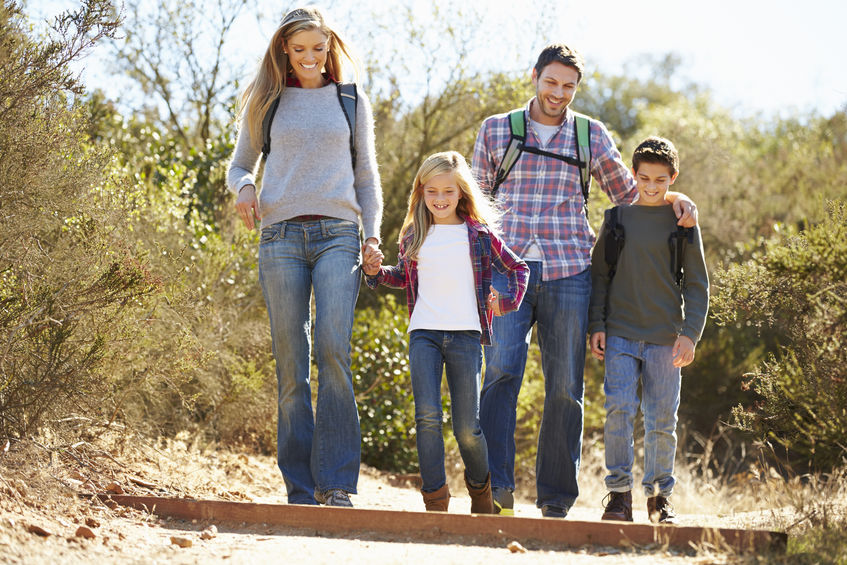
[465,472,495,514]
[601,490,633,521]
[421,484,450,512]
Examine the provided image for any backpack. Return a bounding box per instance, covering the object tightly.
[491,109,592,212]
[603,205,694,288]
[261,82,358,167]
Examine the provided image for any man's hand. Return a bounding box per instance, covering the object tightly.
[235,185,261,230]
[670,193,698,228]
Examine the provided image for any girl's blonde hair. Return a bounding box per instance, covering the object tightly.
[236,6,361,150]
[400,151,501,261]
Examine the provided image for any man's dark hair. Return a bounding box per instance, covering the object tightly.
[632,136,679,176]
[534,44,585,83]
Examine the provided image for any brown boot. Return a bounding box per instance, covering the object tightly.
[465,472,494,514]
[601,490,633,521]
[421,484,450,512]
[647,495,676,524]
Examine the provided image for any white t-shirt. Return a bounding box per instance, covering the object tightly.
[523,118,561,262]
[408,223,482,333]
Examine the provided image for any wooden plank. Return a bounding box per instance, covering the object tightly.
[97,494,786,553]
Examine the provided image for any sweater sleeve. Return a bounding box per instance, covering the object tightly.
[226,113,262,195]
[352,90,383,243]
[588,213,612,335]
[681,226,710,344]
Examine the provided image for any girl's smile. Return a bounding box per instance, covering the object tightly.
[422,172,463,225]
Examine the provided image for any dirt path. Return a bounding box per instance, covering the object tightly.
[0,438,770,564]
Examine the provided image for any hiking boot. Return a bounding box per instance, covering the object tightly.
[601,491,633,521]
[316,489,353,507]
[540,504,567,518]
[421,484,450,512]
[647,495,676,524]
[492,487,514,516]
[465,472,495,514]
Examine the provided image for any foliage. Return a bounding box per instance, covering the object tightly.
[712,201,847,469]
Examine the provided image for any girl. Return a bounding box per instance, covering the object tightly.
[362,151,528,513]
[227,7,382,508]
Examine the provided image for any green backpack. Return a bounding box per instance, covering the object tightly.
[491,109,592,211]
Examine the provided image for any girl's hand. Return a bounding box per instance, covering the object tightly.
[487,285,502,316]
[235,184,261,230]
[672,335,696,367]
[590,332,606,361]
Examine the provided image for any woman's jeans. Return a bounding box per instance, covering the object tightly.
[603,335,681,497]
[409,329,489,493]
[258,218,361,505]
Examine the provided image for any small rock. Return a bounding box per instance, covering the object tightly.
[507,541,527,553]
[13,479,27,497]
[75,526,96,539]
[104,482,124,495]
[85,517,100,528]
[200,525,217,540]
[27,523,51,537]
[170,536,193,548]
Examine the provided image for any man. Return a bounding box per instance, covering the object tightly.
[472,43,696,518]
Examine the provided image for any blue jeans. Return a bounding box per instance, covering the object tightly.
[258,218,361,504]
[603,335,681,497]
[480,263,590,511]
[409,329,489,493]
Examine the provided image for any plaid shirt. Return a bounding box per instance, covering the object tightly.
[365,218,528,346]
[472,100,637,281]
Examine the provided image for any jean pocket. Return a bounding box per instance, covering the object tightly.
[260,224,283,244]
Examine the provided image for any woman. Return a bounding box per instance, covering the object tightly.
[227,7,382,507]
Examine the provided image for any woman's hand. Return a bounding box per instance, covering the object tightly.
[235,184,261,230]
[362,238,383,276]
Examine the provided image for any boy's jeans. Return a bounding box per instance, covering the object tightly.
[409,329,489,493]
[603,335,681,497]
[258,218,361,505]
[480,264,589,511]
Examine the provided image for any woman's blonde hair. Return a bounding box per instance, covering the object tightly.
[237,6,361,150]
[400,151,501,261]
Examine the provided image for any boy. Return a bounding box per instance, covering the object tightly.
[588,137,709,523]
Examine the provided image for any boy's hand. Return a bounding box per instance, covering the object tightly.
[672,335,696,367]
[361,239,383,276]
[590,332,606,361]
[671,194,698,228]
[487,285,502,316]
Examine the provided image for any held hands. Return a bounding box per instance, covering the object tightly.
[590,332,606,361]
[672,335,696,367]
[487,285,502,316]
[236,185,261,230]
[361,238,383,276]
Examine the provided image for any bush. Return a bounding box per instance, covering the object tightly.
[712,200,847,469]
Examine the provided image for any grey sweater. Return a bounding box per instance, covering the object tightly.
[227,83,382,241]
[588,204,709,346]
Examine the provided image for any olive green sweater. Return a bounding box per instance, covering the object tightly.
[588,204,709,346]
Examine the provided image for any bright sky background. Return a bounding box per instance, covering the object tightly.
[29,0,847,119]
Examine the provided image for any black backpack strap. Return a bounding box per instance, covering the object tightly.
[337,82,358,169]
[669,226,694,287]
[603,206,625,281]
[261,95,282,162]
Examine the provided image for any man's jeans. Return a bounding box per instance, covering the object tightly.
[258,218,361,505]
[409,329,489,493]
[603,335,681,497]
[480,263,590,511]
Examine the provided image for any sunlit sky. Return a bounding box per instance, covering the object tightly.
[30,0,847,118]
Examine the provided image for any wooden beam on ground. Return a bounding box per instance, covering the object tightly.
[96,494,786,554]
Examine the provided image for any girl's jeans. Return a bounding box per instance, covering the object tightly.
[409,329,489,493]
[258,218,361,504]
[603,335,681,497]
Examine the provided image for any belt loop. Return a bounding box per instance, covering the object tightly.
[320,218,328,237]
[279,221,287,239]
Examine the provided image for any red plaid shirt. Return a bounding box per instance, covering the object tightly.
[365,218,528,346]
[472,101,637,281]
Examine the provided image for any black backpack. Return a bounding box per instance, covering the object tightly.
[603,206,694,287]
[491,109,592,212]
[261,82,358,168]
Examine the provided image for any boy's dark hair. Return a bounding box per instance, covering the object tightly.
[534,44,584,83]
[632,136,679,176]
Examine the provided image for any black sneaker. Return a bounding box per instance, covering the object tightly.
[601,491,633,521]
[540,504,567,518]
[492,487,514,516]
[316,489,353,507]
[647,495,676,523]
